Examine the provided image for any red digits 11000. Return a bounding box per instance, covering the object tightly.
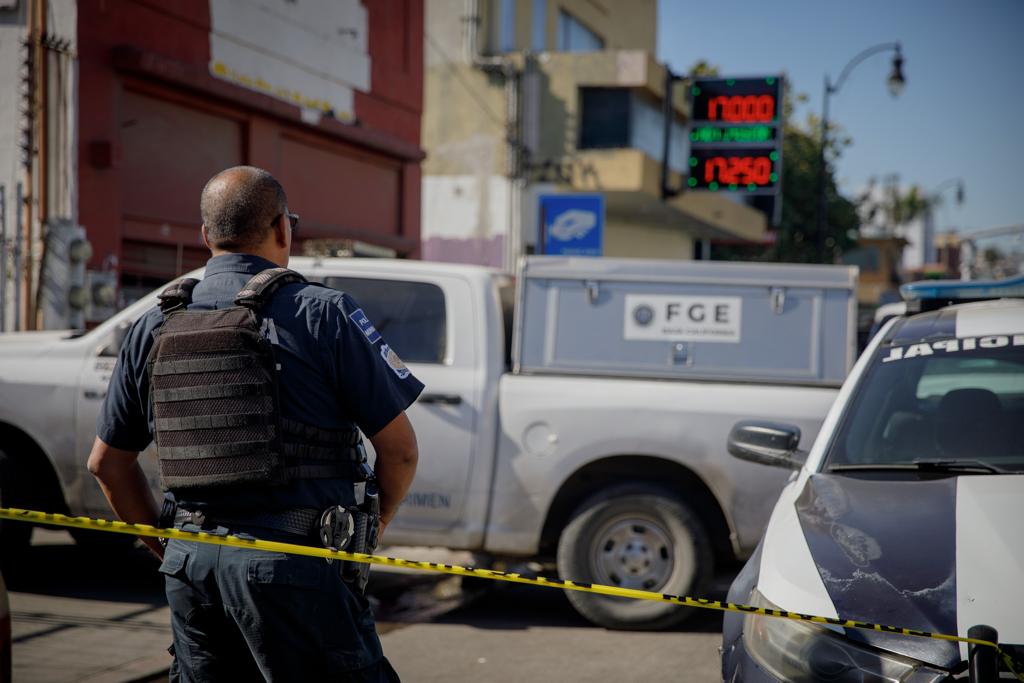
[706,95,775,122]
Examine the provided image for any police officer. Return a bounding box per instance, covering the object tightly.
[87,166,421,681]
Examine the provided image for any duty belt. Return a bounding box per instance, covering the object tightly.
[173,507,320,539]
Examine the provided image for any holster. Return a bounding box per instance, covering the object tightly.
[342,476,380,594]
[157,497,177,547]
[317,456,380,595]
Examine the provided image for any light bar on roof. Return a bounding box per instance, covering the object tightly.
[901,275,1024,302]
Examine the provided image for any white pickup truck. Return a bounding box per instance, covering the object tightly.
[0,256,856,629]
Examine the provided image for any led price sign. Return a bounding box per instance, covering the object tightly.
[690,125,776,145]
[687,76,784,202]
[691,77,783,125]
[687,148,779,192]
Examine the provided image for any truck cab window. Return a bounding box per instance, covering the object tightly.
[322,277,447,364]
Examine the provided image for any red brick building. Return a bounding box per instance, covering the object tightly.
[77,0,423,304]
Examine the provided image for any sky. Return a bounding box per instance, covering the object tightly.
[657,0,1024,236]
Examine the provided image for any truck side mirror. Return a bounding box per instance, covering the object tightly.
[727,421,806,469]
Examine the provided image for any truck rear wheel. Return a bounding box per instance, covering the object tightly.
[556,484,712,630]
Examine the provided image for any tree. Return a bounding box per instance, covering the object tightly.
[688,60,720,77]
[857,177,934,235]
[769,111,861,263]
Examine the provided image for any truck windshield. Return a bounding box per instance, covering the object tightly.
[824,336,1024,472]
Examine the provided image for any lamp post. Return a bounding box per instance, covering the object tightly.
[927,178,965,274]
[816,42,905,262]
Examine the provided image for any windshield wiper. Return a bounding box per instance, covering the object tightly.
[828,459,1011,475]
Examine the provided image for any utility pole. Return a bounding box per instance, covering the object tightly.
[29,0,50,330]
[0,185,6,332]
[14,184,23,331]
[660,67,685,200]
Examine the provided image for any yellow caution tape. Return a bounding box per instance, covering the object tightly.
[2,506,1020,679]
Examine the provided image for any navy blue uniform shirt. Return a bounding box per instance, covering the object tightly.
[97,253,424,512]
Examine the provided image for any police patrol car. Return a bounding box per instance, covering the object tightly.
[721,276,1024,682]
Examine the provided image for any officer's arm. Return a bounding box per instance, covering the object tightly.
[369,412,419,532]
[87,437,163,559]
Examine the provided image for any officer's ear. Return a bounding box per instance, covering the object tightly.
[273,213,289,249]
[200,224,213,251]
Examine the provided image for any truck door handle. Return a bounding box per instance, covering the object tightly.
[83,390,107,400]
[419,393,463,406]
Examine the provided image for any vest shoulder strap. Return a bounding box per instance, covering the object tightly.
[157,278,200,314]
[234,267,307,309]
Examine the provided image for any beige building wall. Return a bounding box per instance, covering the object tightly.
[524,0,657,53]
[423,0,509,177]
[604,220,694,260]
[423,0,662,178]
[531,50,687,163]
[421,0,765,268]
[421,63,508,177]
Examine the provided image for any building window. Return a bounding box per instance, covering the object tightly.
[493,0,516,52]
[556,10,604,52]
[579,88,631,149]
[578,88,688,173]
[532,0,547,51]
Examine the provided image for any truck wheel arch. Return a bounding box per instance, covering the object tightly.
[0,422,68,515]
[539,455,734,564]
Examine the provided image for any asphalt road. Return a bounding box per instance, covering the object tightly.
[383,580,727,682]
[8,529,733,682]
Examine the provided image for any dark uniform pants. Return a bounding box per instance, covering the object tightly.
[160,537,399,682]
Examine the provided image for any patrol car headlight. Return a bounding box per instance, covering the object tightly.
[742,589,944,683]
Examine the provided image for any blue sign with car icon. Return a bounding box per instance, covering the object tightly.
[539,193,604,257]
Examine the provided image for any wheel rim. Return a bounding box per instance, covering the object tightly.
[589,514,674,591]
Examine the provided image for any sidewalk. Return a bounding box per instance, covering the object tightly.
[10,591,172,683]
[9,529,466,682]
[9,529,172,683]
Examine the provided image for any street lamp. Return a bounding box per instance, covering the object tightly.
[886,50,906,97]
[815,42,905,262]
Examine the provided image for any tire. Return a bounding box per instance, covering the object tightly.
[556,483,712,631]
[0,450,33,575]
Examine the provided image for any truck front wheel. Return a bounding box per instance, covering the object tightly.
[556,484,712,630]
[0,450,32,575]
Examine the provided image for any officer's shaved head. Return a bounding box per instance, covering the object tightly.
[200,166,287,250]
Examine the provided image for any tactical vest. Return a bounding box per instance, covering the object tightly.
[148,267,363,493]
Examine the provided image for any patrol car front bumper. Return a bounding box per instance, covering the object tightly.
[722,590,951,683]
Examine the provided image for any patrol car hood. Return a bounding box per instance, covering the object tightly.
[765,472,1024,670]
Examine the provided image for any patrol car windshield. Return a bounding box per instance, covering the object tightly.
[824,335,1024,472]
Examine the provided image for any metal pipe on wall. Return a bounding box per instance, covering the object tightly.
[504,68,521,273]
[20,3,35,331]
[14,184,23,331]
[0,185,6,332]
[31,0,50,329]
[36,0,47,227]
[465,0,523,273]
